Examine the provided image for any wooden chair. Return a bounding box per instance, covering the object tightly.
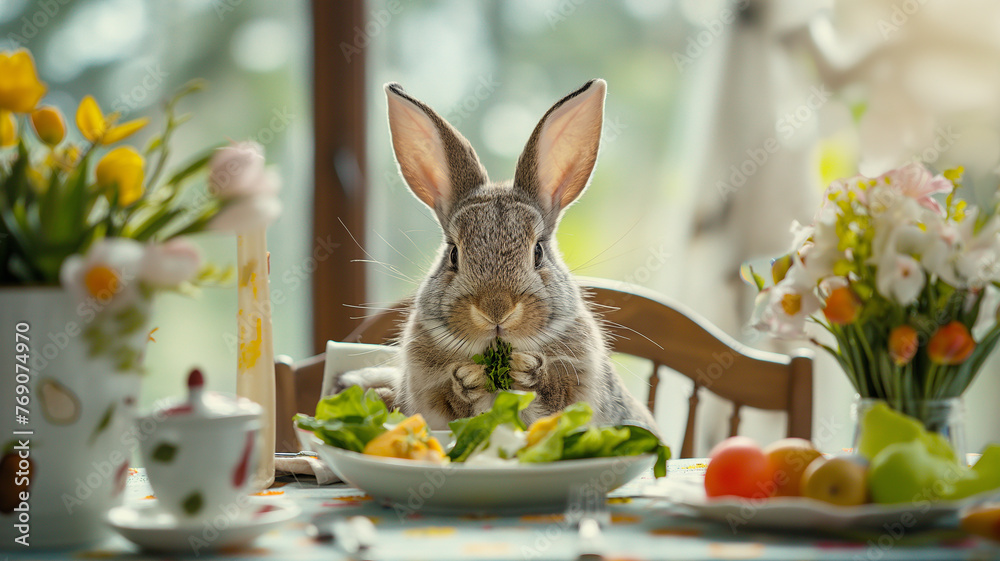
[275,278,813,457]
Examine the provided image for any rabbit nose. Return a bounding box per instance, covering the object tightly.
[471,294,521,328]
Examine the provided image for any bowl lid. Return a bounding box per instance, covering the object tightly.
[154,369,262,421]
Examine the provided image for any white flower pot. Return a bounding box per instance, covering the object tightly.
[0,287,149,549]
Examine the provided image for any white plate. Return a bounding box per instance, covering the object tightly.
[107,499,300,552]
[299,428,654,512]
[646,477,999,531]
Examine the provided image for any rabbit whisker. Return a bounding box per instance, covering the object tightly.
[598,319,663,351]
[569,218,642,273]
[350,259,416,284]
[374,230,421,268]
[399,228,433,263]
[339,217,418,285]
[343,302,403,312]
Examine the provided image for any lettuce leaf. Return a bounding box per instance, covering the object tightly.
[447,391,535,462]
[518,403,671,477]
[614,425,671,478]
[517,402,594,463]
[562,426,631,459]
[294,386,404,453]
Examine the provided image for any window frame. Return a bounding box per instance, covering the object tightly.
[311,0,369,353]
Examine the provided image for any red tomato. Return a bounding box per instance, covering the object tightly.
[704,436,774,499]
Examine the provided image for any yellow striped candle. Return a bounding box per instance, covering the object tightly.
[236,228,275,490]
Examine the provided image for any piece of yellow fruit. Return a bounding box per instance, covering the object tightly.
[525,412,561,448]
[961,506,1000,542]
[363,414,446,463]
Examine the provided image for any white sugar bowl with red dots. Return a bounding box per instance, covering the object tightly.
[137,369,262,522]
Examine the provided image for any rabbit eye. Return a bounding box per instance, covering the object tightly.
[449,244,459,269]
[534,242,543,269]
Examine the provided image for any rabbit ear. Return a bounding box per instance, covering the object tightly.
[514,79,606,220]
[385,83,488,219]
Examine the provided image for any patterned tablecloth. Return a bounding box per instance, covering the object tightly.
[6,459,999,560]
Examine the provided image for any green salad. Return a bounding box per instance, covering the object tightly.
[296,387,671,477]
[449,391,670,477]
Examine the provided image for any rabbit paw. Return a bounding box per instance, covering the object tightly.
[451,363,489,403]
[510,352,543,388]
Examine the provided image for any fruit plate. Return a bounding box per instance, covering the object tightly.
[297,428,654,512]
[645,478,1000,531]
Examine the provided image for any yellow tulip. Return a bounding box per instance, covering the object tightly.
[0,50,47,113]
[30,106,66,146]
[75,95,148,145]
[0,111,16,147]
[96,146,145,206]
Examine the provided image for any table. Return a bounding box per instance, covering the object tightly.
[6,460,999,560]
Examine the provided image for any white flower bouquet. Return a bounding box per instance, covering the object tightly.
[750,162,1000,419]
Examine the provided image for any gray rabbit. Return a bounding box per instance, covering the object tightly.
[374,79,658,434]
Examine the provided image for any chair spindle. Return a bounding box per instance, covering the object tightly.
[729,403,742,437]
[647,362,660,413]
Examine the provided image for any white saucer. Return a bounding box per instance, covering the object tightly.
[107,499,300,552]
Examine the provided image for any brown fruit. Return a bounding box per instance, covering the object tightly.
[763,438,824,497]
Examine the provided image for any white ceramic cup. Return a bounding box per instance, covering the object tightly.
[138,372,262,522]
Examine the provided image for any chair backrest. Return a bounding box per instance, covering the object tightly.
[276,277,812,457]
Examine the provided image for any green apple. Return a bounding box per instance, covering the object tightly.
[857,402,924,461]
[919,431,958,464]
[868,440,959,504]
[858,402,958,464]
[947,444,1000,500]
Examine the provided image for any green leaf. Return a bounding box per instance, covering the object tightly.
[654,439,671,478]
[447,390,535,462]
[474,338,514,393]
[172,112,193,127]
[64,157,91,238]
[850,101,868,123]
[163,148,216,187]
[5,142,31,204]
[144,134,163,154]
[616,425,671,477]
[0,206,39,281]
[517,402,594,463]
[127,207,183,241]
[561,426,630,459]
[739,262,766,291]
[315,385,387,422]
[38,168,63,241]
[294,386,397,452]
[513,406,671,477]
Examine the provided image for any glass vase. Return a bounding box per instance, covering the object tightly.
[851,396,967,461]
